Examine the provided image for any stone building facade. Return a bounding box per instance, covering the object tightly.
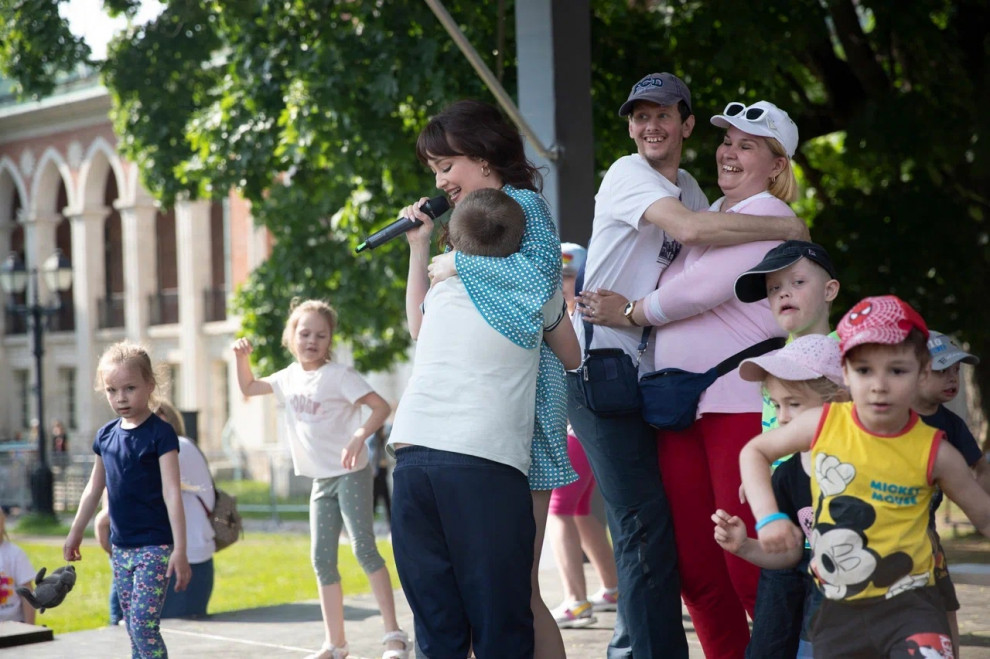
[0,73,408,490]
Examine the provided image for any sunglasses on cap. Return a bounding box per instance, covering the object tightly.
[722,101,768,122]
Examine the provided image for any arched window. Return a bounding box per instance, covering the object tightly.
[151,207,178,324]
[52,182,74,331]
[205,200,228,321]
[99,175,124,328]
[4,194,26,335]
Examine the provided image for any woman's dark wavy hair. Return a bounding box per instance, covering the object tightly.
[415,99,543,193]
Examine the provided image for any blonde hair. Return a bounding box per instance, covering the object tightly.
[765,374,849,406]
[155,399,186,436]
[95,341,166,410]
[281,298,338,362]
[766,137,798,203]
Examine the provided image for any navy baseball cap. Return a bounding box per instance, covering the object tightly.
[735,241,838,303]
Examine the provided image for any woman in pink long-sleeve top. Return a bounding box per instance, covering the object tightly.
[582,100,800,659]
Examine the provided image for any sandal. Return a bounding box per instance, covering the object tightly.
[304,642,349,659]
[382,629,411,659]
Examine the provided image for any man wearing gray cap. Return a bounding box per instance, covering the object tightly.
[566,72,808,657]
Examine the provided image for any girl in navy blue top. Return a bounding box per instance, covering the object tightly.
[65,341,190,658]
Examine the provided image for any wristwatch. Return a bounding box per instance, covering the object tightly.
[623,300,640,326]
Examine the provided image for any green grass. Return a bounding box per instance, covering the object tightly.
[11,514,72,535]
[215,479,311,521]
[14,533,397,634]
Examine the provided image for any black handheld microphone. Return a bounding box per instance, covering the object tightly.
[355,195,451,253]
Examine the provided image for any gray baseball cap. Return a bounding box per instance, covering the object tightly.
[927,330,979,370]
[618,72,692,117]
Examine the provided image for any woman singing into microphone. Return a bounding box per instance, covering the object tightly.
[394,99,576,658]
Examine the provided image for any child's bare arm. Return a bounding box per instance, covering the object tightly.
[160,450,191,591]
[936,441,990,536]
[740,408,818,553]
[973,457,990,497]
[342,392,391,470]
[712,509,802,569]
[95,507,112,554]
[544,313,581,370]
[64,458,107,561]
[232,338,273,396]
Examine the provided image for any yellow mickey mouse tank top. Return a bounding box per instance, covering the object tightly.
[810,402,941,601]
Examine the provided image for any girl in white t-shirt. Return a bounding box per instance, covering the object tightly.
[0,508,35,624]
[233,299,407,659]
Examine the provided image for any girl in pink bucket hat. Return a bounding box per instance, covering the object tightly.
[715,334,848,658]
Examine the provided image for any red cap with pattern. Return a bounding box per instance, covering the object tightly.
[837,295,929,358]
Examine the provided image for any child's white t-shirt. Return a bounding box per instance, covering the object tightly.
[265,361,374,479]
[0,540,35,622]
[388,277,546,475]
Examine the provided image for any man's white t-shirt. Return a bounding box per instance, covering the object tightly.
[388,278,560,476]
[266,361,374,479]
[574,154,709,358]
[0,540,35,622]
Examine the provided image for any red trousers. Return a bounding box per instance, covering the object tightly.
[656,413,762,659]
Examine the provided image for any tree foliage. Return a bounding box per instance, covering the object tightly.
[3,1,990,428]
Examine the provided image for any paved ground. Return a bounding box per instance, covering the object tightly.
[11,561,698,658]
[8,523,990,658]
[11,564,990,658]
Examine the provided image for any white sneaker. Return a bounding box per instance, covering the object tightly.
[589,587,619,612]
[551,599,597,628]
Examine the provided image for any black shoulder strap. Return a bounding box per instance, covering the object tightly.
[714,336,787,377]
[583,320,652,362]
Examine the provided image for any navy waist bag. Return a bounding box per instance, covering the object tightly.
[579,322,651,417]
[640,337,785,430]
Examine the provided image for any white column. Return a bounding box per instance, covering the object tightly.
[68,207,109,439]
[117,201,158,343]
[175,199,211,418]
[21,211,60,301]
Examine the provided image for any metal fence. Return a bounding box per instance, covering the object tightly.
[0,445,90,513]
[0,443,33,511]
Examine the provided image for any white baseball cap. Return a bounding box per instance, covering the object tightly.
[711,100,799,158]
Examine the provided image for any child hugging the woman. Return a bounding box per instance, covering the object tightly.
[233,299,408,659]
[65,341,191,658]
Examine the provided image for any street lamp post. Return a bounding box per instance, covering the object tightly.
[0,250,74,518]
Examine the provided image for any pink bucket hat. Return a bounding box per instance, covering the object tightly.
[739,334,844,386]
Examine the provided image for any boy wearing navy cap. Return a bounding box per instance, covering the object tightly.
[735,240,840,337]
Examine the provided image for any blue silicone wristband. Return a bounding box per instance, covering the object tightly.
[755,512,790,532]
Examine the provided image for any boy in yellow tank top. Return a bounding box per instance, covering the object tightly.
[739,295,990,658]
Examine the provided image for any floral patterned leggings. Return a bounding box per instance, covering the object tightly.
[111,544,172,658]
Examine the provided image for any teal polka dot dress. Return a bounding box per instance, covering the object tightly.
[455,185,578,490]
